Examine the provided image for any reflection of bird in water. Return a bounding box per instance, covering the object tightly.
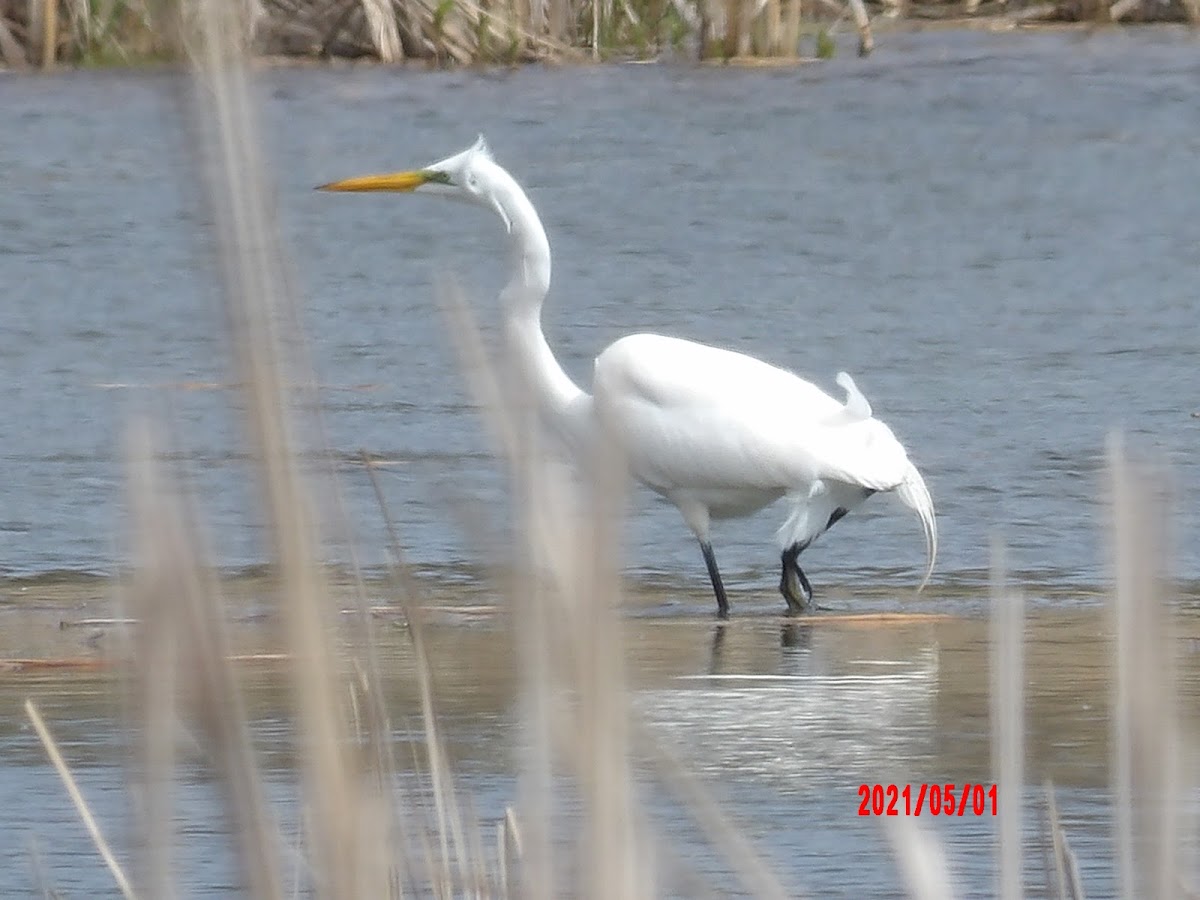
[708,622,813,676]
[320,138,937,618]
[648,636,940,783]
[708,625,727,676]
[780,621,812,651]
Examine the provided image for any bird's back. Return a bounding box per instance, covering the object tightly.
[591,333,914,495]
[597,333,838,415]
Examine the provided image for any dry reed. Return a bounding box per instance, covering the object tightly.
[24,699,137,899]
[4,0,1194,71]
[990,537,1024,900]
[1107,436,1184,900]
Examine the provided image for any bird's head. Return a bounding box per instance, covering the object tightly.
[317,135,511,228]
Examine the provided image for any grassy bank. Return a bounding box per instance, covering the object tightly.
[1,0,1196,71]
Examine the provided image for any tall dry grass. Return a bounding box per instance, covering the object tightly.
[0,0,862,68]
[3,0,1198,72]
[19,0,1197,897]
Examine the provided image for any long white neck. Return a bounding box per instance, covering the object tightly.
[488,167,590,449]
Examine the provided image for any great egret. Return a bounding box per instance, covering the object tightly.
[319,137,937,618]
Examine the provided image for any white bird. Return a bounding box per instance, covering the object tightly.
[319,137,937,618]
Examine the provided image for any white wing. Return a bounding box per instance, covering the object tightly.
[592,333,937,586]
[592,333,911,493]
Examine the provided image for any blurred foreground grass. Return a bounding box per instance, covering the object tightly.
[9,0,1197,896]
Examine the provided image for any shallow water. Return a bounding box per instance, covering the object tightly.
[2,25,1200,895]
[3,27,1199,591]
[4,582,1200,896]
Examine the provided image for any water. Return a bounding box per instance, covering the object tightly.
[2,26,1199,895]
[7,592,1199,896]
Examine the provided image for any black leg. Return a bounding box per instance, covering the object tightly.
[779,543,814,615]
[700,540,729,619]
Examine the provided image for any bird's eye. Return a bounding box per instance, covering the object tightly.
[467,174,478,189]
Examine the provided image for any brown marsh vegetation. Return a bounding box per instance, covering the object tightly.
[0,0,1196,71]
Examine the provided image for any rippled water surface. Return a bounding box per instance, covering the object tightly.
[2,26,1199,896]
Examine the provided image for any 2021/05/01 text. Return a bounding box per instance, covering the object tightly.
[858,783,998,817]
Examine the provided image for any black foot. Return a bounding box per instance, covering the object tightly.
[700,541,729,619]
[779,544,814,615]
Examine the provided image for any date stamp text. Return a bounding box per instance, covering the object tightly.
[857,783,998,817]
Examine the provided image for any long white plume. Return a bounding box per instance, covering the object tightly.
[895,461,937,592]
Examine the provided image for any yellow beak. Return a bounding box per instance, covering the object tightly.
[316,169,431,192]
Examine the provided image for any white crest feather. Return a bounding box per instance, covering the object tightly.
[471,134,493,160]
[836,371,873,421]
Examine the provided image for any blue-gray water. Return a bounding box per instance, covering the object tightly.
[2,26,1199,897]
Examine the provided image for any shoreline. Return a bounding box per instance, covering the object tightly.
[0,15,1194,75]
